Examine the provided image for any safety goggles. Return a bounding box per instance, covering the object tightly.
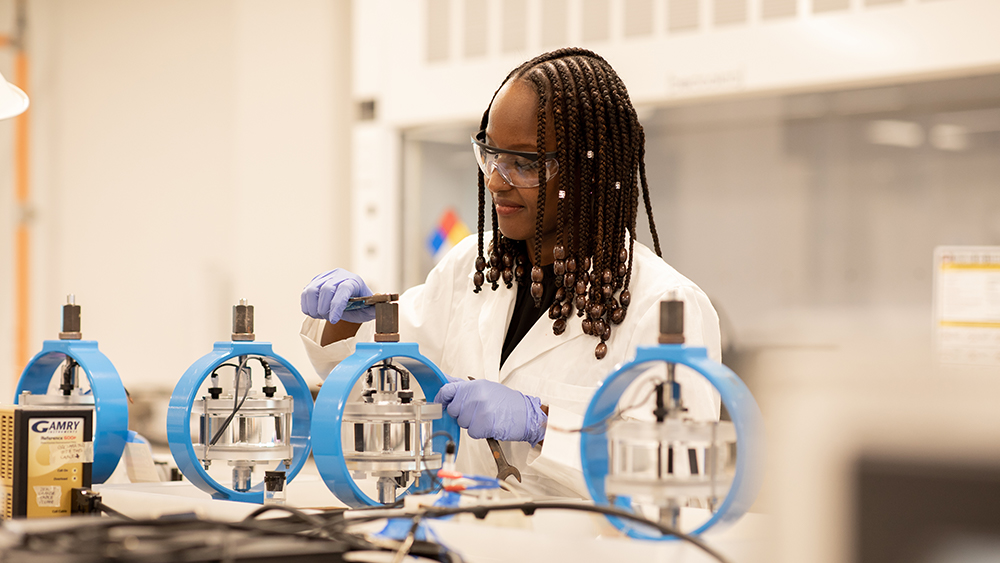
[471,130,559,188]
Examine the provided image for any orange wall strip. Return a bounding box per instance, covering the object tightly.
[13,48,30,377]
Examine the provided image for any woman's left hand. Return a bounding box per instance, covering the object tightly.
[434,378,547,446]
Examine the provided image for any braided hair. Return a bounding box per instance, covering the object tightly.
[471,48,661,360]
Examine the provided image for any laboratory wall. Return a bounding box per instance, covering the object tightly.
[0,1,353,402]
[355,0,1000,289]
[377,0,1000,396]
[353,1,1000,562]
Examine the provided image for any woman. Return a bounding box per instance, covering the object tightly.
[300,48,720,498]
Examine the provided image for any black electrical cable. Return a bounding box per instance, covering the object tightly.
[253,357,277,397]
[96,500,134,521]
[60,498,713,562]
[392,514,423,562]
[424,430,455,445]
[325,500,732,563]
[59,358,79,395]
[210,362,241,376]
[208,357,254,446]
[243,504,327,529]
[10,515,391,562]
[247,357,271,376]
[211,385,250,446]
[239,509,418,554]
[548,376,669,435]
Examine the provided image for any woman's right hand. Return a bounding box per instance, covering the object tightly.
[300,269,376,325]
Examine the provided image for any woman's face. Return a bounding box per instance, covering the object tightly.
[484,79,561,263]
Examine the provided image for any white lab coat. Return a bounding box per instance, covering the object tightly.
[301,233,721,499]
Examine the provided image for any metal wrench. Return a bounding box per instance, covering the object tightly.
[467,377,522,483]
[487,437,521,483]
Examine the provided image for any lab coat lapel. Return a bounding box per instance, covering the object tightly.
[499,302,585,383]
[477,280,516,382]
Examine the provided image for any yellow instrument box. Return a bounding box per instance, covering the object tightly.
[0,405,93,519]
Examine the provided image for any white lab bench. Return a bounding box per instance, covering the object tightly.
[93,468,771,563]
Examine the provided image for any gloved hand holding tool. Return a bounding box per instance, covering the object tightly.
[435,377,548,482]
[300,268,376,324]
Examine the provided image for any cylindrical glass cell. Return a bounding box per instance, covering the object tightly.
[194,395,294,462]
[606,419,737,500]
[341,401,443,474]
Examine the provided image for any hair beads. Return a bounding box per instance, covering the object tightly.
[472,48,662,360]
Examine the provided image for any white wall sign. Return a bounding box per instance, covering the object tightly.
[934,246,1000,366]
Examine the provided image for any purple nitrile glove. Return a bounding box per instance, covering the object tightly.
[300,268,375,325]
[434,379,547,446]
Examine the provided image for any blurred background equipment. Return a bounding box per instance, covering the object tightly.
[855,457,1000,563]
[426,207,471,265]
[167,300,313,503]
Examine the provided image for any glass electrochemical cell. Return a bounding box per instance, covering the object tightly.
[340,360,442,504]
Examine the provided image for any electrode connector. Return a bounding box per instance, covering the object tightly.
[350,294,401,342]
[264,470,286,505]
[59,294,82,340]
[70,488,102,515]
[232,299,255,341]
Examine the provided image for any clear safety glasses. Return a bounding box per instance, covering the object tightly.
[471,130,559,188]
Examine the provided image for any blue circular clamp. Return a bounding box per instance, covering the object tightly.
[312,342,459,507]
[167,340,313,503]
[581,345,765,539]
[15,340,129,484]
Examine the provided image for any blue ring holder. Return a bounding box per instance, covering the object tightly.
[312,342,459,507]
[581,344,765,539]
[166,340,313,503]
[15,340,129,484]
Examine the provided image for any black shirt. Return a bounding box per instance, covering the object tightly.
[500,263,558,368]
